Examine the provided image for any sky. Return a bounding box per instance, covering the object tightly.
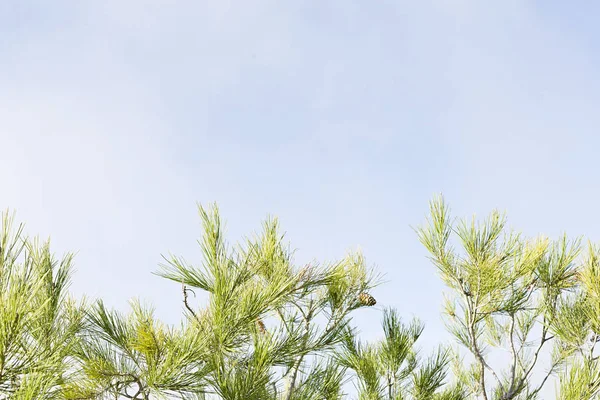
[1,0,600,396]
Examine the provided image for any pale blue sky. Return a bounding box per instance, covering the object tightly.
[1,1,600,394]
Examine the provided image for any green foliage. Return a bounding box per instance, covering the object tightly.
[156,204,381,399]
[0,212,85,399]
[65,300,211,399]
[416,196,600,400]
[8,198,600,399]
[337,308,464,400]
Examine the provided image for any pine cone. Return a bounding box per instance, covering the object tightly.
[358,292,377,307]
[256,318,266,334]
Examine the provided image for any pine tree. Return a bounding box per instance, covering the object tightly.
[157,204,381,399]
[417,196,581,399]
[0,212,85,399]
[337,307,466,400]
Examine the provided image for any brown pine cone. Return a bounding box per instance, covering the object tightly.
[358,292,377,307]
[256,318,266,334]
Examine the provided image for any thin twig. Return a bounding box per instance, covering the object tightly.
[284,299,315,400]
[506,312,519,398]
[467,281,504,399]
[182,282,198,321]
